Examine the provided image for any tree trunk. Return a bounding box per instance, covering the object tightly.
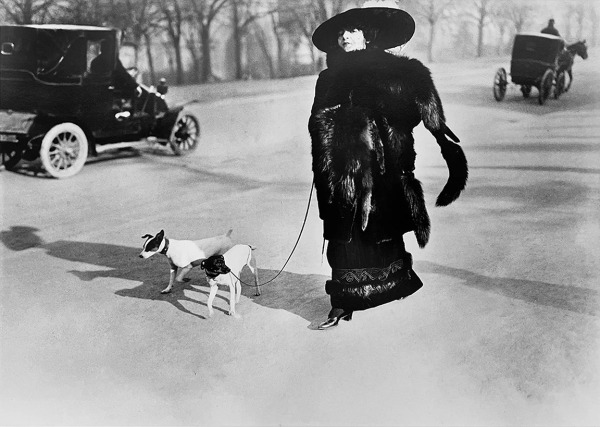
[427,18,435,62]
[232,1,243,80]
[477,16,485,57]
[186,35,201,84]
[200,25,213,83]
[143,32,156,85]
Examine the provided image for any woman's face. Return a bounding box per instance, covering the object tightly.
[337,28,366,52]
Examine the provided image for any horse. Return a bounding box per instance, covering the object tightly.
[557,40,588,92]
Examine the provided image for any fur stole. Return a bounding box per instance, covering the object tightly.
[310,49,467,247]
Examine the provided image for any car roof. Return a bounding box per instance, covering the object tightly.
[3,24,115,32]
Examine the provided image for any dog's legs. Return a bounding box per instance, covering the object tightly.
[228,275,241,318]
[207,284,218,317]
[161,266,177,294]
[175,265,192,282]
[235,275,242,303]
[249,254,260,296]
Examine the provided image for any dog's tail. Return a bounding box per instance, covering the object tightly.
[225,229,233,237]
[248,245,257,251]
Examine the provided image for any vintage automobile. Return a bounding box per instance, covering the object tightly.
[493,33,566,105]
[0,24,200,178]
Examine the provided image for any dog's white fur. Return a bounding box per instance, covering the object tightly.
[139,229,234,294]
[203,244,258,318]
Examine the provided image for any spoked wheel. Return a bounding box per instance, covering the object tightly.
[169,113,200,156]
[521,85,531,98]
[554,71,566,99]
[493,68,508,101]
[0,142,25,171]
[40,122,89,178]
[538,69,554,105]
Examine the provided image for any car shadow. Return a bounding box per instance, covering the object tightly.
[5,148,142,179]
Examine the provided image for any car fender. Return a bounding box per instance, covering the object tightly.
[153,100,198,140]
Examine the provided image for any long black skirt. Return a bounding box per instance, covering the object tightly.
[325,228,423,311]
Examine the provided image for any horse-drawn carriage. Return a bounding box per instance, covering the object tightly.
[0,24,200,178]
[493,32,588,105]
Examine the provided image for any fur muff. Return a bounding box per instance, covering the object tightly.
[309,48,467,247]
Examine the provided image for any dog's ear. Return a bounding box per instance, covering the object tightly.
[158,230,164,237]
[142,234,153,239]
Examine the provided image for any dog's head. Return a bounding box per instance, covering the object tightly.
[200,255,231,276]
[139,230,165,258]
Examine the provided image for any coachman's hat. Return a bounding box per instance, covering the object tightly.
[312,7,415,52]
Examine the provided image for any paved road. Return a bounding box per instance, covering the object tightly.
[1,52,599,426]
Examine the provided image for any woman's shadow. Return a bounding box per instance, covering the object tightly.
[0,225,331,324]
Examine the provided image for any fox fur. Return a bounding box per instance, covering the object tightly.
[309,48,467,247]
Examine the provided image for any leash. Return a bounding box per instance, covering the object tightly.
[230,181,315,291]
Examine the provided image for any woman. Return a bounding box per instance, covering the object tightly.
[309,7,468,330]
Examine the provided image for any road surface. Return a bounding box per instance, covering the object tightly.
[1,52,599,426]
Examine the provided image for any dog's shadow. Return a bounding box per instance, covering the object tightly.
[0,226,330,324]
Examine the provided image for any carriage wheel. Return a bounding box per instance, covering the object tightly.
[40,122,89,178]
[169,113,200,156]
[554,71,566,99]
[521,85,531,98]
[493,68,508,101]
[538,69,554,105]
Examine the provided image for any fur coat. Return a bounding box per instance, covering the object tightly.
[309,49,468,247]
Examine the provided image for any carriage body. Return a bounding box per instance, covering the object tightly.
[510,33,564,86]
[493,33,566,105]
[0,24,200,178]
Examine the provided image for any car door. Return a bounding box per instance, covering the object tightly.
[83,38,141,141]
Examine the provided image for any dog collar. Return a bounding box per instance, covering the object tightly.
[160,238,169,255]
[204,270,220,279]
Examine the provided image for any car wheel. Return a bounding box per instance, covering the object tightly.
[40,122,88,178]
[169,113,200,156]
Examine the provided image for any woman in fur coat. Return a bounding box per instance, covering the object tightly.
[309,6,468,330]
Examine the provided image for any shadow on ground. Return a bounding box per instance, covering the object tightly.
[0,225,330,324]
[416,261,599,317]
[3,226,595,326]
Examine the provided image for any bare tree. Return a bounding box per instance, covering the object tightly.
[489,0,532,55]
[409,0,454,62]
[51,0,112,25]
[160,0,187,84]
[267,4,290,78]
[286,0,350,72]
[465,0,496,57]
[252,23,276,78]
[590,2,598,46]
[566,2,586,40]
[117,0,163,84]
[0,0,54,24]
[230,0,275,80]
[187,0,229,83]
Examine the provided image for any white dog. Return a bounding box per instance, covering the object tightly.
[139,229,234,294]
[200,244,259,318]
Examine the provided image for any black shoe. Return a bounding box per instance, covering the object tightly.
[317,311,353,330]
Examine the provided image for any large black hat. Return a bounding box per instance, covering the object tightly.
[312,7,415,52]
